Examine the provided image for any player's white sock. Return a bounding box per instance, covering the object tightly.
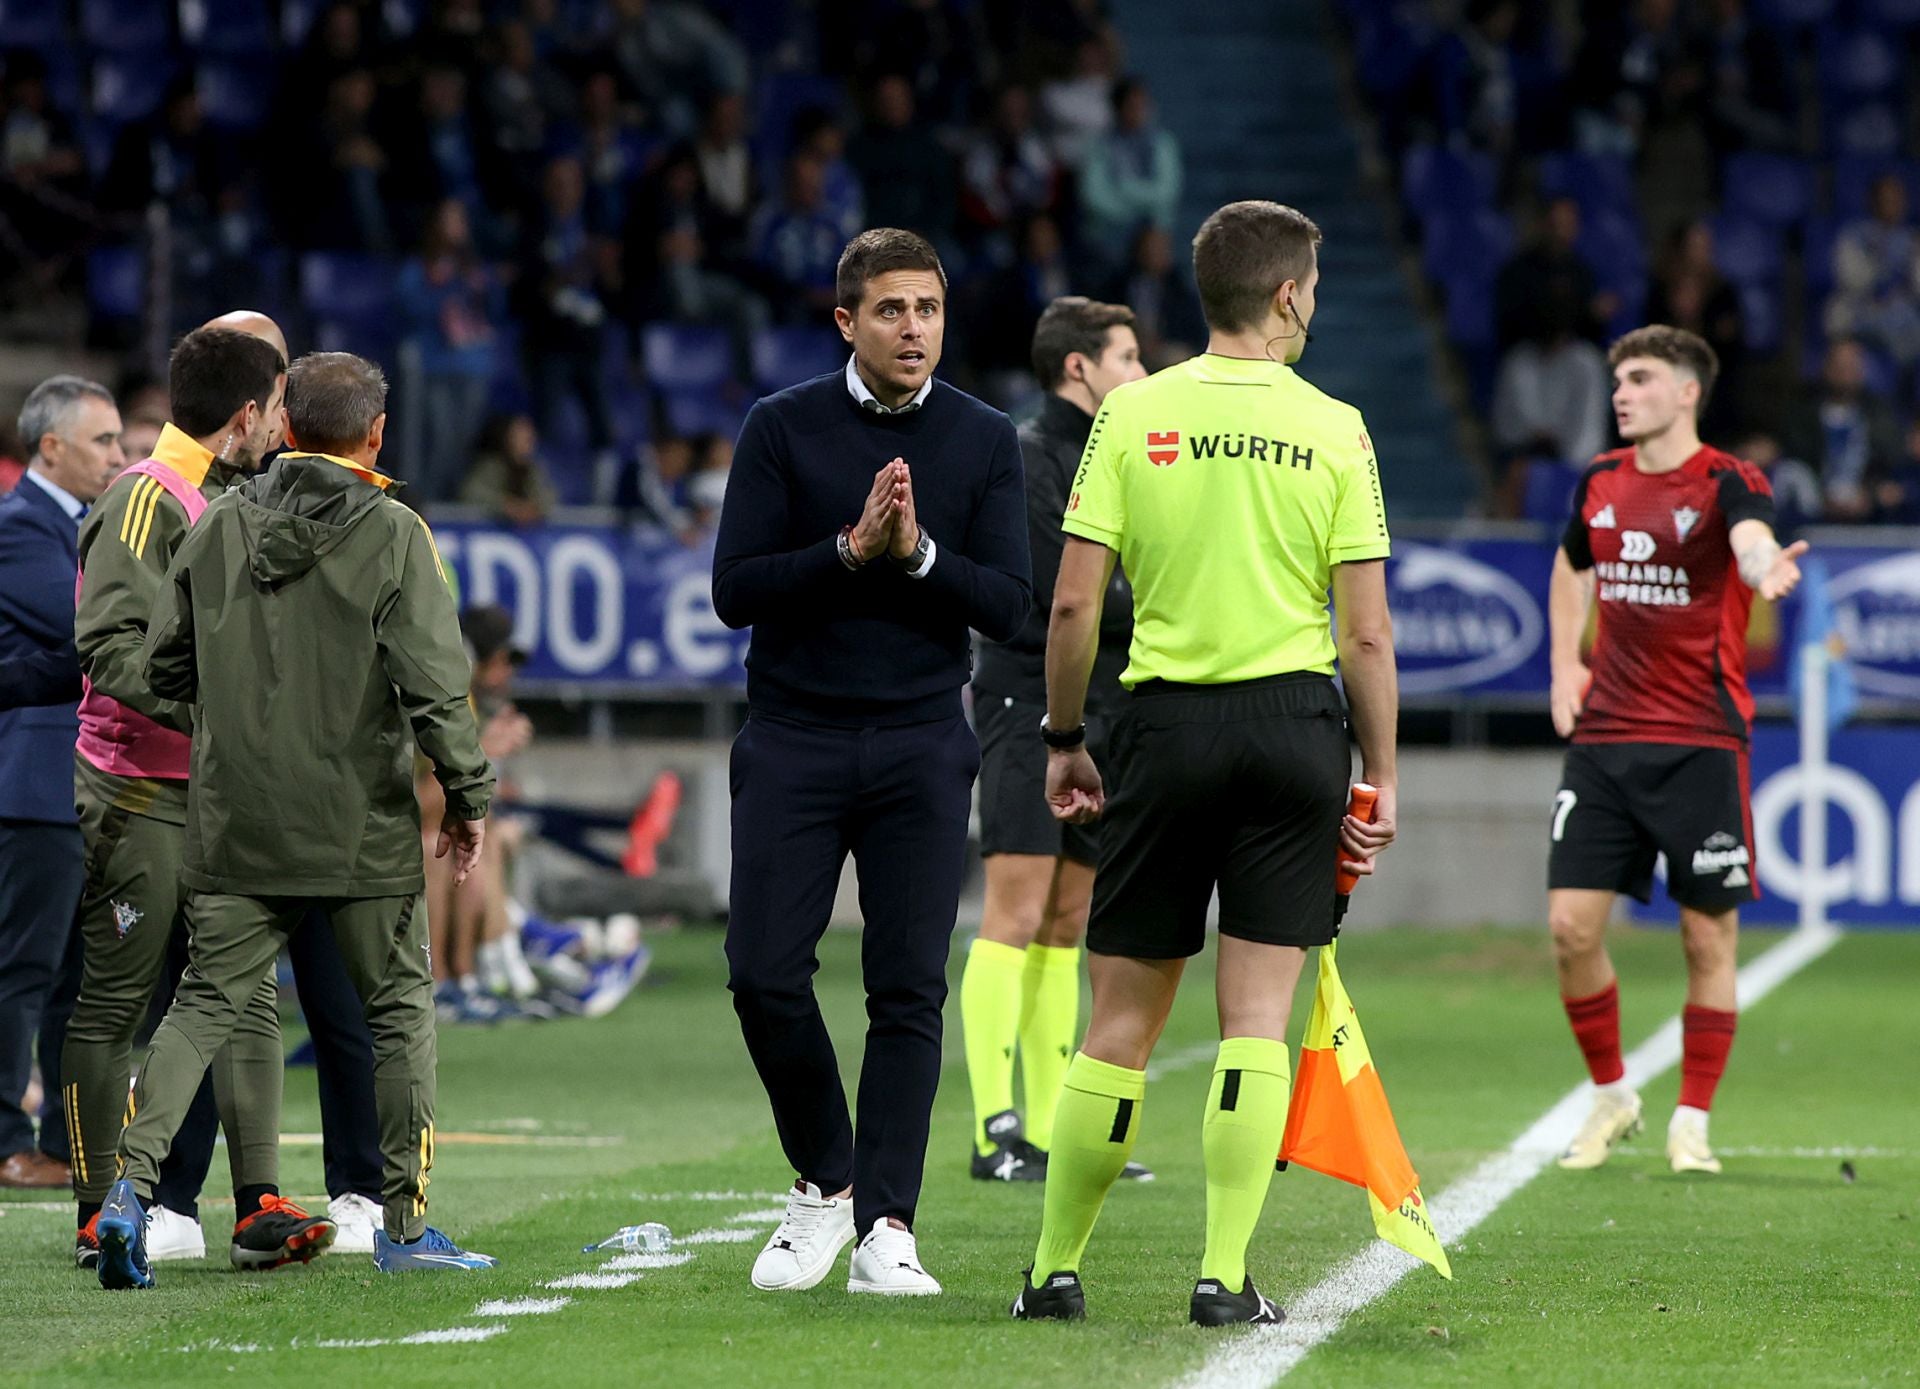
[1596,1078,1635,1099]
[1669,1104,1710,1132]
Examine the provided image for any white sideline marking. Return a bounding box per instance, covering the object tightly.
[727,1207,791,1224]
[1712,1145,1909,1158]
[399,1326,510,1345]
[630,1189,789,1203]
[682,1226,764,1244]
[546,1271,643,1290]
[474,1297,572,1316]
[1172,922,1843,1389]
[604,1250,695,1270]
[1146,1041,1220,1081]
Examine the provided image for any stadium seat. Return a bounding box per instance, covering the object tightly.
[1575,208,1648,307]
[87,244,146,322]
[90,55,173,127]
[1707,215,1784,286]
[1738,282,1782,354]
[0,0,67,47]
[1537,150,1636,220]
[1521,459,1580,524]
[298,252,398,328]
[1399,143,1495,224]
[609,382,655,451]
[81,0,171,50]
[1830,155,1920,219]
[1802,215,1841,300]
[750,326,844,394]
[1751,0,1835,29]
[279,0,323,45]
[750,71,847,167]
[641,323,732,394]
[1420,208,1514,287]
[1817,27,1905,101]
[1826,100,1903,157]
[1861,0,1920,28]
[663,390,745,441]
[1721,152,1814,229]
[196,59,268,130]
[178,0,275,54]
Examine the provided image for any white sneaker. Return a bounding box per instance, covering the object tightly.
[145,1204,207,1261]
[1557,1086,1643,1170]
[1667,1106,1723,1175]
[750,1181,856,1291]
[847,1218,941,1296]
[328,1193,382,1253]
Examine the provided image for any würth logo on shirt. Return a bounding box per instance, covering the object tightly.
[1146,430,1181,466]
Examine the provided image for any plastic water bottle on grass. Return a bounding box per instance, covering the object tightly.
[583,1222,672,1254]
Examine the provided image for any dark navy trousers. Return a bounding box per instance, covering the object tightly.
[725,712,979,1233]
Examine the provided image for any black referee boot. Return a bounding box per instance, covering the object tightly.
[1011,1267,1086,1320]
[971,1110,1044,1182]
[1189,1276,1286,1327]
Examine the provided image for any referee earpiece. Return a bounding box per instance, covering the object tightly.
[1287,297,1313,344]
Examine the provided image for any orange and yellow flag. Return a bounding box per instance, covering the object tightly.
[1279,940,1452,1279]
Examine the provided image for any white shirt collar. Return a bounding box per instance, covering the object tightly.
[24,466,86,522]
[845,356,932,415]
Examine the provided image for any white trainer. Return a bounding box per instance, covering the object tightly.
[1557,1086,1643,1170]
[1667,1106,1723,1175]
[847,1218,941,1296]
[750,1181,856,1291]
[145,1204,207,1261]
[328,1192,382,1253]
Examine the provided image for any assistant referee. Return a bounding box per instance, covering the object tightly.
[711,228,1030,1298]
[1008,201,1400,1328]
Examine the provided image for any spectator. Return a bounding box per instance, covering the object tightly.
[846,74,957,244]
[692,90,756,260]
[113,374,166,478]
[280,1,375,113]
[1875,421,1920,525]
[0,53,88,270]
[752,154,846,320]
[1495,196,1612,349]
[99,75,225,221]
[1435,0,1520,165]
[960,85,1060,249]
[573,69,650,238]
[1490,285,1611,509]
[604,0,750,137]
[684,436,731,535]
[1569,0,1706,155]
[1700,0,1798,156]
[1731,431,1822,536]
[1103,223,1205,370]
[964,213,1073,396]
[384,65,491,254]
[628,144,769,372]
[789,106,865,242]
[516,154,618,495]
[481,19,577,199]
[461,414,559,527]
[1038,34,1120,169]
[1645,220,1745,434]
[290,69,393,252]
[1824,173,1920,370]
[1783,338,1902,523]
[397,198,502,501]
[841,0,985,129]
[1079,76,1182,270]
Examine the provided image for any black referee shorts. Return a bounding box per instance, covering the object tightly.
[1548,741,1759,914]
[1088,672,1350,960]
[973,690,1109,866]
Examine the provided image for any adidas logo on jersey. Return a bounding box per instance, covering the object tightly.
[1590,504,1616,528]
[1723,866,1750,888]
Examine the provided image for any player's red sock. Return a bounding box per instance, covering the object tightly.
[1562,981,1625,1085]
[1678,1006,1737,1110]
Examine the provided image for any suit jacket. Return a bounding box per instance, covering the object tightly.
[0,476,83,824]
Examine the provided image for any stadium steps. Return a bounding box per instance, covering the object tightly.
[1107,0,1475,519]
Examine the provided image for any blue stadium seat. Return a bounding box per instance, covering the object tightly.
[1817,27,1904,100]
[1830,155,1920,219]
[751,71,847,167]
[280,0,323,45]
[750,326,843,394]
[81,0,171,50]
[196,59,268,130]
[1826,100,1903,157]
[1861,0,1920,27]
[1575,208,1647,287]
[1708,215,1784,285]
[1537,150,1636,219]
[0,1,67,47]
[1721,152,1814,229]
[90,55,173,127]
[1399,143,1495,224]
[299,252,398,327]
[642,323,732,393]
[1419,208,1513,288]
[663,390,746,441]
[1802,216,1841,300]
[1738,283,1782,354]
[178,0,275,54]
[1521,460,1580,525]
[609,383,655,451]
[87,244,145,321]
[1752,0,1836,28]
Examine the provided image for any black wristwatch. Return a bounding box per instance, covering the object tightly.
[891,526,932,572]
[1039,714,1086,750]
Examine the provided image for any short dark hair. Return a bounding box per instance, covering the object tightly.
[286,351,389,453]
[1191,200,1322,334]
[168,328,286,438]
[1607,324,1719,407]
[835,227,947,311]
[1031,297,1137,390]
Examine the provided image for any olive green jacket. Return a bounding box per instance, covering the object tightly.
[143,451,492,897]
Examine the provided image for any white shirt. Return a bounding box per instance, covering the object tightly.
[842,357,937,576]
[24,466,87,523]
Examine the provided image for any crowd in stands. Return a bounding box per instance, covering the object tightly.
[0,0,1187,519]
[1347,0,1920,526]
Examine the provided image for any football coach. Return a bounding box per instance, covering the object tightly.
[712,227,1031,1298]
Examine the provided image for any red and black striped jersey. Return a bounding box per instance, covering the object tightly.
[1560,444,1775,749]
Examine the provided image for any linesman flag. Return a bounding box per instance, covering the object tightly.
[1279,940,1452,1279]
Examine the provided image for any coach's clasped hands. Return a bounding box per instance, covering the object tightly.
[1046,745,1104,824]
[1337,781,1396,879]
[849,458,923,563]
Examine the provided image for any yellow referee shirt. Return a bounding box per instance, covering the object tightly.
[1061,353,1389,686]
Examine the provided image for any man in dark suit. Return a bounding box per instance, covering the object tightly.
[0,375,122,1188]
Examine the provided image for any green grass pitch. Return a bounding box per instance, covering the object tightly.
[3,923,1916,1387]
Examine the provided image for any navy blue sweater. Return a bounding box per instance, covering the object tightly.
[712,372,1032,726]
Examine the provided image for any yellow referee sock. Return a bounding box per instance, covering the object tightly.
[961,938,1028,1155]
[1200,1037,1291,1295]
[1031,1053,1144,1280]
[1018,942,1081,1152]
